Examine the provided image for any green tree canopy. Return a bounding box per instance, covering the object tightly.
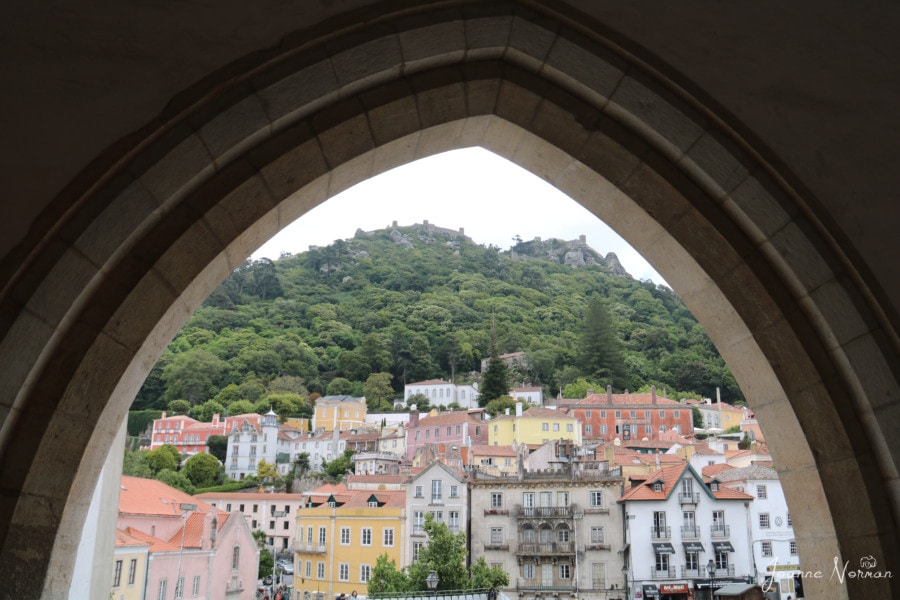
[207,435,228,462]
[182,452,223,488]
[156,468,195,494]
[146,446,179,475]
[166,399,191,416]
[407,513,470,591]
[364,372,395,412]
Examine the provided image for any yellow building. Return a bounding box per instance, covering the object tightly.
[312,395,368,432]
[488,406,582,447]
[294,488,406,599]
[110,530,149,600]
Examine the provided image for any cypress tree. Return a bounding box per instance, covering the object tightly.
[578,295,627,389]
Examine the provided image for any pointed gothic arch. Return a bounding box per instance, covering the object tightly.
[0,3,897,598]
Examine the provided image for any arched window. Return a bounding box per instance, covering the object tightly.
[522,527,536,542]
[539,527,553,543]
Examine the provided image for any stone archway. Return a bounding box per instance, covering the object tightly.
[0,3,896,598]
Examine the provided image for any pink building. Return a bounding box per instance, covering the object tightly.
[148,412,262,457]
[405,408,488,461]
[117,476,259,599]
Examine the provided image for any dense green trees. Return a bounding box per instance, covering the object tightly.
[131,225,743,417]
[367,513,508,594]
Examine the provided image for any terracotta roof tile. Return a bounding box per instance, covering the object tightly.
[115,528,151,549]
[119,476,215,517]
[702,464,735,479]
[575,392,683,406]
[470,444,517,456]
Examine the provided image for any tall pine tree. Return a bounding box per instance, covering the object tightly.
[578,295,627,390]
[479,314,510,405]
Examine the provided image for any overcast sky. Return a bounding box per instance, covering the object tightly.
[252,147,665,284]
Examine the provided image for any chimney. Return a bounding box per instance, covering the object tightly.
[515,402,523,417]
[651,385,657,405]
[212,413,220,427]
[392,220,398,227]
[607,385,613,405]
[409,406,419,428]
[161,411,167,419]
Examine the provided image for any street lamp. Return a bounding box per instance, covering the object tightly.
[426,570,439,598]
[176,503,198,600]
[706,559,717,600]
[273,510,287,592]
[621,564,630,600]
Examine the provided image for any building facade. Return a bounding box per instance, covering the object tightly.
[404,379,480,410]
[294,488,407,600]
[407,461,469,566]
[564,388,694,443]
[619,464,756,600]
[469,460,625,600]
[312,396,368,432]
[405,409,488,462]
[489,405,583,447]
[196,491,305,557]
[116,476,259,600]
[225,410,280,480]
[715,466,801,600]
[148,412,261,457]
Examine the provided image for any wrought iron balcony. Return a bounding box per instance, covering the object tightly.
[681,525,701,539]
[651,566,678,579]
[516,581,576,592]
[710,524,730,538]
[516,542,576,555]
[517,506,573,519]
[678,492,700,504]
[650,526,671,540]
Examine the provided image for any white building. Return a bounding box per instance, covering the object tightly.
[715,465,802,600]
[195,491,304,558]
[403,379,480,409]
[290,428,348,471]
[224,410,279,480]
[509,386,543,406]
[619,463,756,600]
[407,461,470,566]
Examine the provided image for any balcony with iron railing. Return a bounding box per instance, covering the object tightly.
[517,506,573,519]
[516,542,575,555]
[681,525,700,539]
[681,566,702,578]
[583,542,611,551]
[650,526,671,540]
[678,492,700,504]
[710,524,730,538]
[516,580,576,592]
[712,565,736,578]
[297,545,327,554]
[651,566,678,579]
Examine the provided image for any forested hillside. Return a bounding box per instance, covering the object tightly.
[132,223,742,420]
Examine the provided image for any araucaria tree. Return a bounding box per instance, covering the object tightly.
[578,295,627,390]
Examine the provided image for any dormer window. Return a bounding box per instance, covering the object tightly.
[653,482,663,492]
[710,481,719,491]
